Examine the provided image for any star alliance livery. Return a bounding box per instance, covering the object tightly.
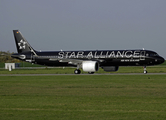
[12,30,165,74]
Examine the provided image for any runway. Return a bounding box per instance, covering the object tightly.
[0,73,166,76]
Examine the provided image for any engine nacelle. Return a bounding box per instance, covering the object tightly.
[82,61,99,72]
[102,66,119,72]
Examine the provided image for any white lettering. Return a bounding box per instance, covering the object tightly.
[106,51,109,58]
[87,52,93,59]
[94,51,99,58]
[100,51,105,58]
[109,51,115,58]
[58,52,64,58]
[65,52,71,58]
[69,52,76,58]
[133,51,140,58]
[116,51,124,58]
[125,51,133,58]
[77,51,84,58]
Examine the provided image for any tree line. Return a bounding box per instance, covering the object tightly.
[0,51,20,63]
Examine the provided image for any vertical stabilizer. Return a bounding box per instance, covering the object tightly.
[13,30,37,55]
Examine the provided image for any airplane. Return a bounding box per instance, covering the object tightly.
[11,30,165,74]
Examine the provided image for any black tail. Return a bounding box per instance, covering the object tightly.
[13,30,37,55]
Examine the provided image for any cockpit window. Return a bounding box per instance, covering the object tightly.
[150,53,159,57]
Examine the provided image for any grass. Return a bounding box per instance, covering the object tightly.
[0,62,43,68]
[0,75,166,120]
[0,61,166,74]
[0,66,166,74]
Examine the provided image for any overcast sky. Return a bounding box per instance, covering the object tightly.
[1,0,166,58]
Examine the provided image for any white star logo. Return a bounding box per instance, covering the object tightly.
[18,39,26,49]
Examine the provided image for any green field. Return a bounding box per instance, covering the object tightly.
[0,66,166,74]
[0,62,43,68]
[0,61,166,74]
[0,75,166,120]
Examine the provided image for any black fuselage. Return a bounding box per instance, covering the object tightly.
[12,49,165,67]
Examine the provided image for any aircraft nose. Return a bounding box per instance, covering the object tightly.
[158,57,165,64]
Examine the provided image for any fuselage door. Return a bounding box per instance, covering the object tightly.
[140,51,145,60]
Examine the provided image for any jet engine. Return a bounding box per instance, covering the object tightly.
[82,61,99,72]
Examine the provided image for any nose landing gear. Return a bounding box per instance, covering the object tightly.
[143,66,147,74]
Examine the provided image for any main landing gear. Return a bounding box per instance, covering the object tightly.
[143,66,147,74]
[74,64,81,74]
[74,69,81,74]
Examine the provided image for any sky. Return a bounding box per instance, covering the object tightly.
[1,0,166,58]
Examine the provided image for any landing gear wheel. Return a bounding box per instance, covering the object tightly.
[144,70,147,74]
[143,66,147,74]
[74,69,81,74]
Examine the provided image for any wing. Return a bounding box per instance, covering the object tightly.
[49,58,105,66]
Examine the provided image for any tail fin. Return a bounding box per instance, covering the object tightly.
[13,30,37,55]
